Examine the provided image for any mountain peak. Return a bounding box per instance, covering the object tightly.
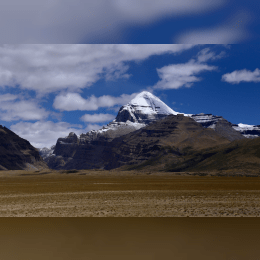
[126,91,178,116]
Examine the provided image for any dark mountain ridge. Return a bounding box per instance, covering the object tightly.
[0,125,49,171]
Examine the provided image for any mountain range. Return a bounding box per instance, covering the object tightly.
[36,91,260,172]
[0,90,259,172]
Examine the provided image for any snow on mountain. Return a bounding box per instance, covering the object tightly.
[191,113,225,128]
[129,91,178,115]
[114,91,191,124]
[37,145,55,159]
[232,123,260,138]
[71,91,185,143]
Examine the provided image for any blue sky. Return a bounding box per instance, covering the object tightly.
[0,44,259,148]
[0,0,259,44]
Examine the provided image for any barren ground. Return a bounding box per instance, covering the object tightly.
[1,169,260,217]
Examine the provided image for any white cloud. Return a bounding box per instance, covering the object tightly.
[0,0,225,43]
[174,10,253,44]
[197,48,226,63]
[53,92,138,111]
[80,113,115,123]
[222,68,260,84]
[175,26,246,44]
[0,44,194,96]
[10,121,103,149]
[154,60,217,90]
[0,93,18,102]
[0,97,49,121]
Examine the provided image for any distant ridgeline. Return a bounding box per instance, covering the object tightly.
[191,113,260,139]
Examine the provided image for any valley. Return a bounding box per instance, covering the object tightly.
[1,90,260,217]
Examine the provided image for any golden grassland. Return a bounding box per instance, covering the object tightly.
[0,169,260,217]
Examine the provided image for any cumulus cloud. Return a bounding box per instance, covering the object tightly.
[0,95,49,121]
[222,68,260,84]
[154,60,217,90]
[53,92,138,111]
[0,44,194,96]
[80,113,115,123]
[0,0,225,43]
[10,121,103,149]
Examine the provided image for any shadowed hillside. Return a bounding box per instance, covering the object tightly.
[120,134,260,174]
[0,125,49,171]
[164,137,260,173]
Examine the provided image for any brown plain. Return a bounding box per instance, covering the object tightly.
[1,169,260,217]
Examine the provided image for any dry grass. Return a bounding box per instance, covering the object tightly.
[0,169,260,217]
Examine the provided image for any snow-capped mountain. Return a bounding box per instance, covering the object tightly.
[74,91,186,143]
[114,91,190,125]
[38,91,259,160]
[38,91,184,159]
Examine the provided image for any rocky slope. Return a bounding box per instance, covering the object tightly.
[0,125,49,171]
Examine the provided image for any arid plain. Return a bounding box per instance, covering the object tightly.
[1,169,260,217]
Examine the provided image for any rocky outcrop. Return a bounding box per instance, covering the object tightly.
[37,145,56,159]
[45,134,110,170]
[0,125,49,171]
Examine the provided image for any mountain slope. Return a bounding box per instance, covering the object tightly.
[103,114,231,170]
[162,136,260,173]
[0,125,49,171]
